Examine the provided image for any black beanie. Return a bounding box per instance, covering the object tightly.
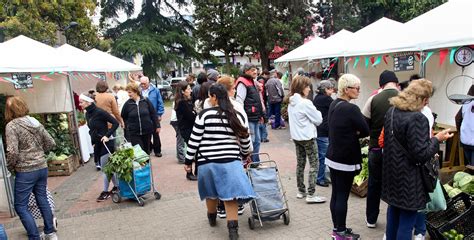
[379,70,399,87]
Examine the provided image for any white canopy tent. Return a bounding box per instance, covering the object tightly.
[87,49,142,72]
[274,36,325,63]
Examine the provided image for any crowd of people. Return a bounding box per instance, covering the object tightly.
[3,62,472,240]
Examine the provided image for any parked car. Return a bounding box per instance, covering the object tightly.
[156,80,172,91]
[170,77,186,88]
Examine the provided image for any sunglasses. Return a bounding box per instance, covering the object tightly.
[347,86,360,91]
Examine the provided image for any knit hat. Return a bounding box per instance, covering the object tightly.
[379,70,399,87]
[207,69,219,81]
[240,63,256,75]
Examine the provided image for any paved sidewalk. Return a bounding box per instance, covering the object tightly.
[3,106,387,239]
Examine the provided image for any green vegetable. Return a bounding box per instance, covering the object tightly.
[454,172,470,182]
[103,147,135,182]
[453,172,474,195]
[353,157,369,186]
[448,188,463,198]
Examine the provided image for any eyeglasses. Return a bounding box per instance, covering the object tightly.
[347,86,360,91]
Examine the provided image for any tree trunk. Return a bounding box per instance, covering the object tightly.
[260,50,270,71]
[224,51,232,75]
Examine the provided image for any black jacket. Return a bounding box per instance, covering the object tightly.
[236,74,264,122]
[85,104,119,144]
[382,107,439,211]
[313,93,333,137]
[326,99,369,166]
[176,99,196,143]
[121,97,159,136]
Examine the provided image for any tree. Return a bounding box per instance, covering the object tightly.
[0,1,99,49]
[236,0,317,71]
[101,0,200,79]
[194,0,243,74]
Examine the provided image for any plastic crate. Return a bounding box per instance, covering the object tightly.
[438,208,474,240]
[426,193,473,240]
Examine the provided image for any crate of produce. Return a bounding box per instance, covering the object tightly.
[427,193,473,240]
[438,208,474,240]
[47,155,77,177]
[351,179,368,198]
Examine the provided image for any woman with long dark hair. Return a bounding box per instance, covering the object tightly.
[194,82,213,114]
[184,84,254,240]
[175,80,198,181]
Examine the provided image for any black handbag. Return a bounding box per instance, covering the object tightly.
[389,108,438,193]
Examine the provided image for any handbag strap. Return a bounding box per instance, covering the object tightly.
[389,107,420,166]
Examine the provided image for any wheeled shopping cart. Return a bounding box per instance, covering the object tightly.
[103,138,161,207]
[247,153,290,229]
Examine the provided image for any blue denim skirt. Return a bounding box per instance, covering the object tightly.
[198,161,255,203]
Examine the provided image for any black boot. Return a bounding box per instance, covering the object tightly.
[227,220,239,240]
[207,212,217,227]
[186,172,197,181]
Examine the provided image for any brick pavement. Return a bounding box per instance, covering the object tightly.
[3,106,387,239]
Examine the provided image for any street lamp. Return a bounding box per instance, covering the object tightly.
[57,21,79,45]
[63,21,79,31]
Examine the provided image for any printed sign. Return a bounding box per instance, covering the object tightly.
[11,72,33,89]
[393,53,415,72]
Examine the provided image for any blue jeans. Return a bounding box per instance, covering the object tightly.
[414,212,426,236]
[0,224,7,239]
[249,121,261,162]
[316,137,328,184]
[269,102,282,129]
[15,168,54,239]
[259,122,268,141]
[386,205,418,240]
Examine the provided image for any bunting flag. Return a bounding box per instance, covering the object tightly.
[2,77,17,84]
[383,55,389,65]
[365,57,370,69]
[353,57,360,69]
[439,49,449,66]
[415,52,421,60]
[331,57,338,62]
[0,77,9,83]
[372,56,382,67]
[344,57,353,68]
[48,71,55,75]
[370,56,375,65]
[450,47,458,64]
[40,75,54,81]
[422,52,434,65]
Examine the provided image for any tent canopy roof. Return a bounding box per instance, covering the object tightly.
[274,36,325,63]
[87,49,142,72]
[0,35,68,73]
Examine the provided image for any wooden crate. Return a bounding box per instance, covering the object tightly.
[48,155,77,177]
[351,179,368,198]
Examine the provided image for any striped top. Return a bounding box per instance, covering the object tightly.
[185,107,252,165]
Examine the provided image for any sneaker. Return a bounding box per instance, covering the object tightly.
[95,163,101,171]
[237,204,245,215]
[41,232,58,240]
[155,152,162,157]
[110,186,119,194]
[317,182,329,187]
[331,228,360,240]
[305,195,326,203]
[217,208,226,218]
[296,191,307,199]
[414,234,425,240]
[366,218,376,228]
[96,191,110,202]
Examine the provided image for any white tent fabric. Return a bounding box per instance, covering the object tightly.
[274,37,325,63]
[345,0,474,56]
[306,29,353,60]
[87,49,142,72]
[57,44,106,72]
[0,35,68,73]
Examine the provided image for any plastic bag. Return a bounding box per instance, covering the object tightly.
[133,144,149,163]
[422,179,447,213]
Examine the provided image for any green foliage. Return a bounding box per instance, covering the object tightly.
[320,0,446,34]
[101,0,201,78]
[41,113,75,157]
[0,1,99,49]
[103,147,134,182]
[235,0,317,70]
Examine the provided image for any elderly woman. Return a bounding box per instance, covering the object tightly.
[5,97,57,240]
[325,74,369,240]
[121,83,160,154]
[184,84,254,240]
[312,79,336,187]
[79,93,119,202]
[383,79,453,240]
[455,85,474,166]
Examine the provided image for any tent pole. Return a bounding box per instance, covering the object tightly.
[344,56,348,73]
[66,74,83,164]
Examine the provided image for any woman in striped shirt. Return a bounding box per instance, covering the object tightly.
[184,84,255,240]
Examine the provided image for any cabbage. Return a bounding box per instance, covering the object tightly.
[453,172,474,195]
[448,188,462,198]
[454,172,470,182]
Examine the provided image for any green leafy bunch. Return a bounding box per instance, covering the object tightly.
[103,147,134,182]
[43,114,75,157]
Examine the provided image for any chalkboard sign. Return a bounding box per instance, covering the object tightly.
[11,73,33,90]
[393,54,415,72]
